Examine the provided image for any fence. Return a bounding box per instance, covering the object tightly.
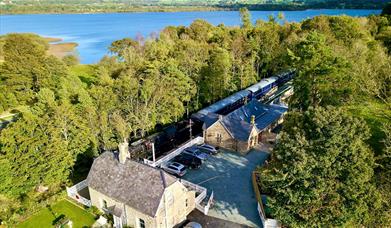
[143,136,204,167]
[180,179,207,203]
[252,171,282,228]
[66,179,92,207]
[180,179,214,215]
[252,172,266,222]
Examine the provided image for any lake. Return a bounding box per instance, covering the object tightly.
[0,9,381,63]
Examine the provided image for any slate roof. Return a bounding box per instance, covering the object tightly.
[87,152,177,217]
[207,100,287,141]
[200,112,220,129]
[221,117,255,141]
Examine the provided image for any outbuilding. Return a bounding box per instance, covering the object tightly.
[202,99,287,154]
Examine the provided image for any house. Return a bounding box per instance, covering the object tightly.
[202,99,287,153]
[86,145,196,228]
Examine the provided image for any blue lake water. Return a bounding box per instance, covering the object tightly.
[0,9,381,63]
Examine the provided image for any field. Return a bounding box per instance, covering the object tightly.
[17,200,95,228]
[347,100,391,154]
[69,64,97,86]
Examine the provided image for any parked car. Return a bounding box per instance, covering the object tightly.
[163,162,187,177]
[196,144,219,155]
[183,146,208,160]
[173,154,202,169]
[184,221,202,228]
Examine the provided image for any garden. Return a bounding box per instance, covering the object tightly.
[17,200,95,228]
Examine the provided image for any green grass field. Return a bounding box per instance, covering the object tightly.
[69,64,97,87]
[347,100,391,155]
[17,200,95,228]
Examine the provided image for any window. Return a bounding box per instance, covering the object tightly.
[216,133,222,143]
[139,218,145,228]
[185,199,188,207]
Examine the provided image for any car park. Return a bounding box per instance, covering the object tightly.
[183,146,208,160]
[173,154,202,169]
[163,162,187,177]
[196,144,219,155]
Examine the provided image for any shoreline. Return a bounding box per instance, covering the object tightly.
[0,5,385,15]
[0,34,78,61]
[45,37,78,59]
[0,8,382,16]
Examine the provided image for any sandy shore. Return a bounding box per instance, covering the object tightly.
[0,35,78,62]
[44,37,78,58]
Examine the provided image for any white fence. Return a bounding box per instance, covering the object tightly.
[66,179,92,207]
[180,179,214,215]
[143,136,204,167]
[204,191,214,215]
[257,202,266,224]
[180,179,207,203]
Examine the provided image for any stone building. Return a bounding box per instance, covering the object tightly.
[87,149,196,228]
[202,99,287,153]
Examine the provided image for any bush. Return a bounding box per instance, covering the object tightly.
[86,206,102,219]
[62,55,79,66]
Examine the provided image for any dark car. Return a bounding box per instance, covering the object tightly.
[173,154,202,169]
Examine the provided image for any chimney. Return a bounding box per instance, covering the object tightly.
[251,115,255,125]
[118,141,129,164]
[218,115,223,120]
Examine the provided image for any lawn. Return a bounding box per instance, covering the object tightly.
[17,200,95,228]
[347,100,391,155]
[69,64,97,87]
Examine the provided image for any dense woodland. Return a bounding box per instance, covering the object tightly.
[1,0,390,14]
[0,6,391,226]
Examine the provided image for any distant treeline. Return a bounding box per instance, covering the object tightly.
[1,0,390,14]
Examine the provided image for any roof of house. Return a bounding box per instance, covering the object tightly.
[205,99,287,141]
[200,112,220,129]
[87,152,177,217]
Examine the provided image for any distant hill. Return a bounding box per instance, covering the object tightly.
[1,0,389,14]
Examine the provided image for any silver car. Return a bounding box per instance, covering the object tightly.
[163,162,187,177]
[196,144,219,155]
[183,146,208,160]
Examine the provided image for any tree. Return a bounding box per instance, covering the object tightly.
[373,123,391,226]
[200,47,234,103]
[62,55,79,66]
[259,106,383,227]
[0,34,67,108]
[288,31,349,110]
[0,89,94,198]
[240,8,252,29]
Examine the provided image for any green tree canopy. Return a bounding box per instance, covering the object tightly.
[0,34,68,109]
[0,89,94,198]
[259,106,383,227]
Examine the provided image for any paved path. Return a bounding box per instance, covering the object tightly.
[183,149,269,227]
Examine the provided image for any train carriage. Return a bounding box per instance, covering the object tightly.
[192,70,295,122]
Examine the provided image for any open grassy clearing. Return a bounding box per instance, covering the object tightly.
[347,100,391,154]
[17,199,95,228]
[69,64,97,86]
